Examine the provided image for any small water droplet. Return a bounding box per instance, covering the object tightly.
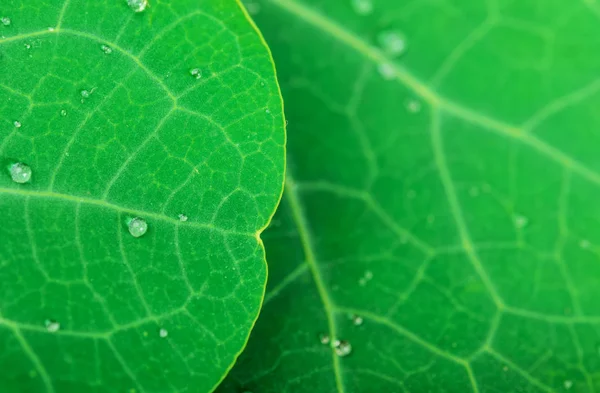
[60,109,67,117]
[127,0,148,12]
[351,314,363,326]
[159,328,168,338]
[101,44,113,55]
[579,239,590,249]
[319,333,330,345]
[1,17,11,26]
[24,43,31,49]
[128,217,148,238]
[265,108,271,114]
[514,215,528,228]
[564,380,573,390]
[13,120,21,128]
[47,27,55,32]
[9,162,32,184]
[333,340,352,357]
[351,0,373,15]
[285,119,289,126]
[44,319,60,333]
[377,30,407,57]
[406,99,421,113]
[377,63,395,80]
[246,2,261,15]
[80,89,91,98]
[178,213,188,222]
[189,68,202,80]
[502,365,509,372]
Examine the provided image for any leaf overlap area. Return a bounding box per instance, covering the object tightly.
[219,0,600,392]
[0,1,284,392]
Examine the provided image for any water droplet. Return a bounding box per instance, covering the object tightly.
[579,239,590,249]
[564,380,573,390]
[377,63,395,80]
[333,340,352,357]
[13,120,21,128]
[351,0,373,15]
[1,17,11,26]
[127,0,148,12]
[128,217,148,238]
[351,314,363,326]
[406,99,421,113]
[178,213,188,222]
[60,109,67,116]
[246,2,261,15]
[9,162,32,184]
[319,333,330,345]
[101,44,113,55]
[47,27,55,32]
[359,270,373,286]
[80,89,91,98]
[377,30,407,57]
[44,319,60,333]
[265,108,271,114]
[189,68,202,80]
[143,331,148,337]
[159,328,168,338]
[24,43,31,49]
[514,215,528,228]
[502,365,509,372]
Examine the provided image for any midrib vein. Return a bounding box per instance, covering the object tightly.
[267,0,600,187]
[0,187,250,236]
[285,175,346,393]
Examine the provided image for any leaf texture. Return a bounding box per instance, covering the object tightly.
[0,0,285,392]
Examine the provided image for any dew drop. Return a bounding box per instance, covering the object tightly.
[1,17,11,26]
[564,380,573,390]
[128,217,148,238]
[406,99,421,113]
[159,328,168,338]
[514,215,528,229]
[80,89,91,98]
[319,333,330,345]
[351,0,373,15]
[13,120,21,128]
[127,0,148,12]
[47,27,55,32]
[9,162,32,184]
[178,213,188,222]
[24,43,31,49]
[377,63,395,80]
[101,44,113,55]
[351,314,363,326]
[189,68,202,80]
[333,340,352,357]
[245,2,261,15]
[265,108,271,114]
[377,30,407,57]
[44,319,60,333]
[60,109,67,117]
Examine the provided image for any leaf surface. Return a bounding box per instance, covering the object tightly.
[0,1,284,392]
[220,0,600,392]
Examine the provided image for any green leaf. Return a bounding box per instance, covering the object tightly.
[0,0,284,392]
[220,0,600,392]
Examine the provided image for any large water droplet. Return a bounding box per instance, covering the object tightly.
[377,30,407,57]
[319,333,330,345]
[333,340,352,357]
[189,68,202,80]
[101,44,113,55]
[1,17,11,26]
[44,319,60,333]
[377,63,395,80]
[13,120,21,128]
[127,0,148,12]
[128,217,148,238]
[159,328,168,338]
[9,162,32,184]
[351,0,373,15]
